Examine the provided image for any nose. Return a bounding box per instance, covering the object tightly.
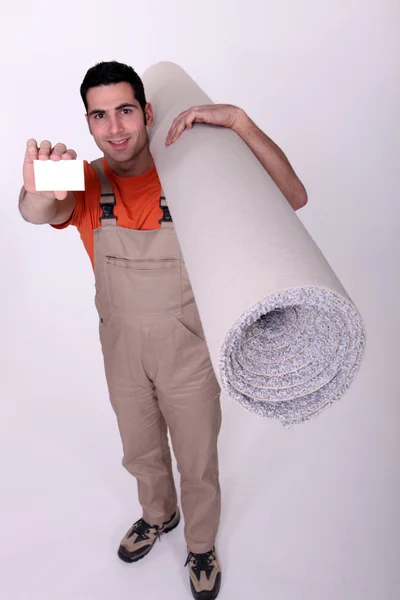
[108,114,124,137]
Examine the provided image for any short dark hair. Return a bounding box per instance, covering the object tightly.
[80,61,147,122]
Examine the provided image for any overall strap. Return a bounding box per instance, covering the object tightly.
[159,191,173,224]
[90,158,117,225]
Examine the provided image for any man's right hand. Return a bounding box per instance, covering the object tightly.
[23,139,78,200]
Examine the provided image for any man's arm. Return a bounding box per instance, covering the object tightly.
[232,110,308,211]
[165,104,308,211]
[19,187,76,225]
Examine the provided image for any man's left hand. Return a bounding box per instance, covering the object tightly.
[165,104,245,146]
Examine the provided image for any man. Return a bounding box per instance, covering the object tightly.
[19,61,307,600]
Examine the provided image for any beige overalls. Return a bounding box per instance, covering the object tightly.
[90,159,222,554]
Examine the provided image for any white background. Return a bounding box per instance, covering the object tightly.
[1,1,399,599]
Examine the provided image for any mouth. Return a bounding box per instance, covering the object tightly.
[108,138,130,149]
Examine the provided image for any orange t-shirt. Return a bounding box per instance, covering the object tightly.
[52,158,163,268]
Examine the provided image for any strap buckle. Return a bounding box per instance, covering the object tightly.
[99,193,117,221]
[159,195,173,223]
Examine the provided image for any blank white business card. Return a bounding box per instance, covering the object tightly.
[33,159,85,191]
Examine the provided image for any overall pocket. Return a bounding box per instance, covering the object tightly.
[103,255,183,318]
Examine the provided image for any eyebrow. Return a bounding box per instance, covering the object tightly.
[88,103,137,117]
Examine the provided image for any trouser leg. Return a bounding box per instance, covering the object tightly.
[100,320,178,525]
[154,316,222,553]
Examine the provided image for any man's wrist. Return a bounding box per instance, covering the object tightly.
[231,108,253,136]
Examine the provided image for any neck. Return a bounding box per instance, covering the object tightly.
[106,144,155,177]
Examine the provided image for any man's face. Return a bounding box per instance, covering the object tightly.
[85,82,153,164]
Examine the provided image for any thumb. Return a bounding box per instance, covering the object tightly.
[54,191,68,200]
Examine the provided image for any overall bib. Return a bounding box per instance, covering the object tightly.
[90,159,222,554]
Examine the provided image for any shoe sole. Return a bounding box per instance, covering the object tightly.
[117,513,180,564]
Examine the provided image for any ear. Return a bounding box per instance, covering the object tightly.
[145,103,154,126]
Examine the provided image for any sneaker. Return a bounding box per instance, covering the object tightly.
[185,546,221,599]
[118,507,180,563]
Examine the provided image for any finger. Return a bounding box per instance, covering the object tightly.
[50,142,67,161]
[61,149,77,160]
[166,128,177,145]
[166,121,178,138]
[176,119,188,138]
[165,124,177,145]
[166,118,179,140]
[166,110,190,140]
[38,140,52,160]
[54,190,68,200]
[166,116,189,144]
[172,117,193,142]
[25,138,39,162]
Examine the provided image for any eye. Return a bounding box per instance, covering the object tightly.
[94,113,104,119]
[121,108,132,115]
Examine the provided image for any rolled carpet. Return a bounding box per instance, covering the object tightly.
[142,61,367,426]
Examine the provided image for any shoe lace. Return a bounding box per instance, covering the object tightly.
[131,518,161,542]
[184,548,215,572]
